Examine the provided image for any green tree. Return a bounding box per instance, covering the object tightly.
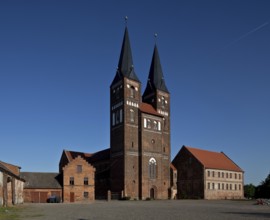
[255,172,270,198]
[244,184,256,199]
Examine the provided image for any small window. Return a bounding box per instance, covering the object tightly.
[218,172,220,178]
[212,171,215,177]
[235,173,237,179]
[207,182,210,189]
[70,177,74,185]
[239,184,242,190]
[153,121,157,130]
[212,183,215,190]
[226,173,228,178]
[130,109,135,122]
[112,112,115,126]
[158,121,161,131]
[222,183,224,190]
[161,96,165,108]
[84,177,89,185]
[119,109,123,123]
[230,173,232,179]
[235,184,237,191]
[239,174,241,179]
[147,119,151,129]
[84,192,89,198]
[222,172,224,178]
[130,86,135,98]
[77,165,82,173]
[144,118,147,128]
[218,183,220,190]
[207,171,210,177]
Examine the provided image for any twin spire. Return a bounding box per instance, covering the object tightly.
[112,26,169,94]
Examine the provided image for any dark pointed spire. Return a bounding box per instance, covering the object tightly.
[117,27,140,82]
[143,44,169,96]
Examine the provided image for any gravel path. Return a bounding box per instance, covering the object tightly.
[19,200,270,220]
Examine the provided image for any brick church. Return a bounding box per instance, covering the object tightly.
[58,26,172,201]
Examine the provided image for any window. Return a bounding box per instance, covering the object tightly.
[84,192,89,198]
[153,121,158,130]
[119,109,123,123]
[84,177,89,185]
[239,174,241,179]
[218,183,220,190]
[235,173,237,179]
[77,165,82,173]
[158,121,161,131]
[161,96,165,108]
[235,184,237,191]
[130,109,134,122]
[226,184,228,190]
[222,183,224,190]
[207,182,210,189]
[70,177,74,185]
[149,158,157,179]
[212,183,215,190]
[112,112,115,126]
[230,184,232,190]
[218,172,220,178]
[147,119,151,129]
[144,118,147,128]
[130,86,135,98]
[230,173,232,179]
[212,171,215,177]
[226,173,228,178]
[207,171,210,177]
[239,184,242,190]
[222,172,224,178]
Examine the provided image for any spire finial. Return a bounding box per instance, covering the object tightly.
[154,33,158,44]
[125,16,128,26]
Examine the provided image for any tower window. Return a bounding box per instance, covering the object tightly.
[158,121,161,131]
[149,158,157,179]
[153,121,157,130]
[144,118,147,128]
[112,112,115,126]
[130,109,135,122]
[161,96,165,108]
[130,86,135,98]
[147,119,151,129]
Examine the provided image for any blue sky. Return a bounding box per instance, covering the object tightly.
[0,0,269,185]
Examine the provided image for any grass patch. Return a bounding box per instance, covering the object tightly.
[0,207,20,220]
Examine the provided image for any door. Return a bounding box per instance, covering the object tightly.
[70,192,75,203]
[150,188,155,199]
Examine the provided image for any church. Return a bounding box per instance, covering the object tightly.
[58,26,172,201]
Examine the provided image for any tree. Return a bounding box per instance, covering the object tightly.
[255,172,270,198]
[244,184,256,199]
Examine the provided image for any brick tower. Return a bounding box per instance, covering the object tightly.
[110,27,170,200]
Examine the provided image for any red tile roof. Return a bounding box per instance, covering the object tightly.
[184,146,243,172]
[140,102,161,117]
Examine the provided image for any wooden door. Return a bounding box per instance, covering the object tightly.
[70,192,75,203]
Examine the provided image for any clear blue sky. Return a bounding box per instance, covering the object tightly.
[1,0,269,185]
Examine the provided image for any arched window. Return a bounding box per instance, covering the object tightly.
[130,109,135,122]
[149,158,157,179]
[153,121,157,130]
[130,86,135,98]
[161,96,165,108]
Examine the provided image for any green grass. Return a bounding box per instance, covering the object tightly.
[0,207,20,220]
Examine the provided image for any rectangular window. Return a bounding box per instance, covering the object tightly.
[222,172,224,178]
[207,182,210,189]
[218,183,220,190]
[84,192,89,198]
[120,109,123,123]
[84,177,89,185]
[235,173,237,179]
[112,112,115,126]
[144,118,147,128]
[218,172,220,178]
[77,165,82,173]
[212,171,215,177]
[239,174,241,179]
[230,173,232,179]
[222,183,224,190]
[207,171,210,177]
[70,177,74,185]
[212,183,215,190]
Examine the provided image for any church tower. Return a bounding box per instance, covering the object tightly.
[110,27,141,198]
[140,44,171,199]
